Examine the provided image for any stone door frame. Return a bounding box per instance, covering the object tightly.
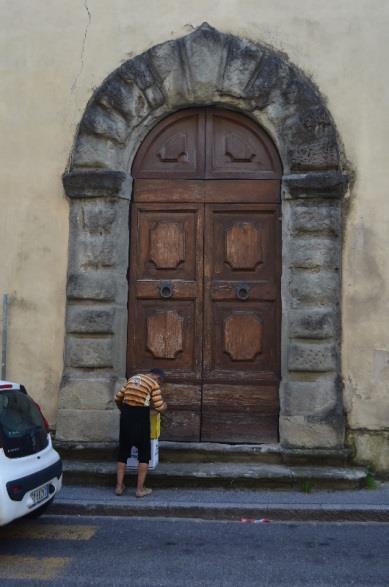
[57,23,348,448]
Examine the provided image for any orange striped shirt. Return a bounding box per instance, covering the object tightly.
[115,374,167,412]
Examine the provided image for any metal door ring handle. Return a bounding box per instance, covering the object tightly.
[160,282,173,298]
[236,284,249,300]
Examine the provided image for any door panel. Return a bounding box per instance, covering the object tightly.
[201,384,279,443]
[133,110,206,179]
[205,110,281,179]
[202,203,280,442]
[136,205,199,281]
[134,301,196,371]
[159,383,201,442]
[128,203,204,381]
[205,303,278,380]
[205,205,280,282]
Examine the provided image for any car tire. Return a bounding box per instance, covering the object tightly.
[25,496,55,519]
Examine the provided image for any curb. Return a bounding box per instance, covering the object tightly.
[48,500,389,523]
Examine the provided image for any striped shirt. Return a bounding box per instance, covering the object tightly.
[115,374,167,412]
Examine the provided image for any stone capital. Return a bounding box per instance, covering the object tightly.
[63,170,132,199]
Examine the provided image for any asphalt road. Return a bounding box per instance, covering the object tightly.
[0,515,388,586]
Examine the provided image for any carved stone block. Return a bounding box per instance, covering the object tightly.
[183,25,227,98]
[67,273,116,301]
[72,134,124,170]
[290,270,339,305]
[66,336,114,368]
[288,342,337,372]
[280,415,344,448]
[280,380,339,417]
[221,36,263,97]
[289,201,341,236]
[149,40,191,106]
[59,378,116,410]
[289,309,336,339]
[289,237,339,269]
[67,306,115,334]
[55,408,119,442]
[80,104,128,145]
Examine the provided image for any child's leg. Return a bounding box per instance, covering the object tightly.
[136,462,151,496]
[116,461,126,492]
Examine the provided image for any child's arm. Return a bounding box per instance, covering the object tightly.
[151,385,167,413]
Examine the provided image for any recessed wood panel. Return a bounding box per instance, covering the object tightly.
[224,313,263,361]
[201,384,279,443]
[133,110,206,178]
[136,205,199,281]
[207,205,278,282]
[149,222,185,269]
[159,383,201,441]
[205,110,282,179]
[135,301,195,371]
[204,303,278,380]
[146,310,184,359]
[225,222,263,270]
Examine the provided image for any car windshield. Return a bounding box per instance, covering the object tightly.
[0,390,48,458]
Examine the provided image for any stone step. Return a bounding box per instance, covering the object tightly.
[55,441,353,467]
[160,443,353,467]
[63,459,367,490]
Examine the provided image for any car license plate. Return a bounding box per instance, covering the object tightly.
[30,484,49,505]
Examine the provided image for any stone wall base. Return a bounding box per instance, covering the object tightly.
[56,378,123,442]
[348,430,389,476]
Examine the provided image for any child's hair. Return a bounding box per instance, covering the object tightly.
[150,368,166,382]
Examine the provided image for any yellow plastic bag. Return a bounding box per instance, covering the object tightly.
[150,412,160,439]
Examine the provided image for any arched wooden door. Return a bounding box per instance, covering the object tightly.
[128,108,282,443]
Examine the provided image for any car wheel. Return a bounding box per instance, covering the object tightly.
[25,497,55,519]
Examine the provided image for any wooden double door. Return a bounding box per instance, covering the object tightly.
[128,109,281,443]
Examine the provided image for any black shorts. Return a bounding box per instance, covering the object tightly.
[117,405,151,464]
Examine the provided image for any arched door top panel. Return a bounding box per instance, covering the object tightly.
[132,108,282,180]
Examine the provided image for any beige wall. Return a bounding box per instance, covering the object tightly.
[1,0,388,465]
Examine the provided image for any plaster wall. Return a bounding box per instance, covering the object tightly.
[0,1,388,467]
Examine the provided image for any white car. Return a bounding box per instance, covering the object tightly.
[0,380,62,526]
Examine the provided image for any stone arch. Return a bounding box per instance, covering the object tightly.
[58,23,347,449]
